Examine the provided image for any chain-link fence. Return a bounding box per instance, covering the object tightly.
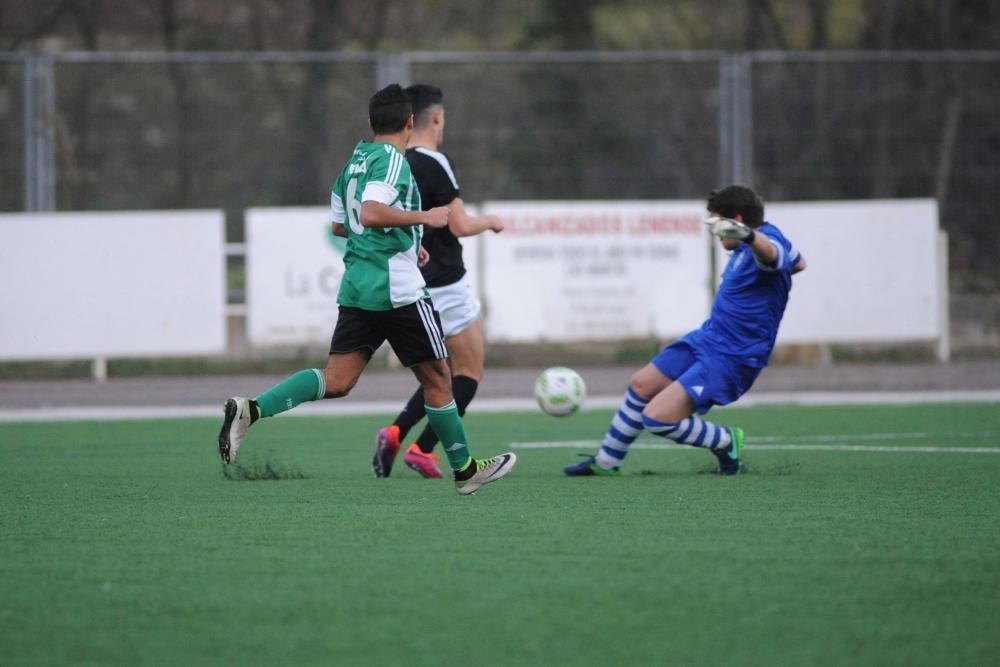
[3,50,999,290]
[0,54,24,212]
[407,52,725,202]
[749,51,1000,291]
[45,53,376,215]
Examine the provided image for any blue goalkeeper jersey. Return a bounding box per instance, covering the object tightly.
[699,222,800,368]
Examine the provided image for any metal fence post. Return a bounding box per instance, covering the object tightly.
[375,53,411,90]
[731,53,753,187]
[713,55,734,294]
[937,230,951,362]
[23,52,56,211]
[718,56,734,187]
[23,54,36,210]
[718,53,753,187]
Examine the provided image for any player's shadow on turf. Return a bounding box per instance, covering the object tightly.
[633,468,755,476]
[688,461,800,476]
[748,461,799,476]
[221,452,306,481]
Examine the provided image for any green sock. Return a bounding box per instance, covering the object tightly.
[255,369,326,418]
[424,401,473,472]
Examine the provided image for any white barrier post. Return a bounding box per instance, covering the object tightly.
[937,230,951,362]
[92,357,108,383]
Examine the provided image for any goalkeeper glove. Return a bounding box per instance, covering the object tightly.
[705,216,756,244]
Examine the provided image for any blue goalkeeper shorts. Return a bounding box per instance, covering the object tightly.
[651,330,762,414]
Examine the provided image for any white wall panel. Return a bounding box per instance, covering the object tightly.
[243,199,944,351]
[245,207,344,348]
[0,211,225,359]
[714,199,941,343]
[479,201,713,342]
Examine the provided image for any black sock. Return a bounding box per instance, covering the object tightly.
[394,387,426,442]
[415,375,479,453]
[453,457,476,481]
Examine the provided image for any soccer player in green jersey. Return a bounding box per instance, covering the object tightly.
[218,84,517,495]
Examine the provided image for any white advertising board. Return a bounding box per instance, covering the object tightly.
[0,210,225,359]
[245,207,345,348]
[244,198,944,351]
[245,207,480,348]
[479,201,712,342]
[715,199,942,343]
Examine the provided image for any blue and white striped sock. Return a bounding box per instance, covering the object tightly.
[595,387,649,469]
[641,413,732,451]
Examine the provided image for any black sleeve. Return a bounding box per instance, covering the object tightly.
[407,150,460,210]
[434,152,460,205]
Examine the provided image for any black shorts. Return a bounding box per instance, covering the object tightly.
[330,298,448,367]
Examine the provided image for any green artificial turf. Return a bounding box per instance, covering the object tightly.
[1,403,999,666]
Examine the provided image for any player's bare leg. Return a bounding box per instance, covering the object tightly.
[404,320,480,475]
[374,356,451,477]
[410,357,453,407]
[220,351,368,465]
[643,378,695,423]
[403,320,485,478]
[643,377,743,475]
[445,320,484,382]
[320,350,370,398]
[411,357,515,494]
[376,322,483,477]
[564,363,669,476]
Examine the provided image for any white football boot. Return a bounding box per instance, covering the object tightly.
[218,397,252,464]
[454,452,518,495]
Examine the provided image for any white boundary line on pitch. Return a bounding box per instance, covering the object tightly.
[0,389,998,423]
[749,431,999,442]
[509,440,1000,454]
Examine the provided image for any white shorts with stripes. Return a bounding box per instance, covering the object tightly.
[427,273,482,338]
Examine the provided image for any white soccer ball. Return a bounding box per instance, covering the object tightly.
[534,367,586,417]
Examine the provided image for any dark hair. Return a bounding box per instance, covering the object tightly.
[369,84,412,134]
[404,83,444,129]
[707,185,765,227]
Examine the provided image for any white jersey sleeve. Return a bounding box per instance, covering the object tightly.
[330,191,345,224]
[362,181,398,205]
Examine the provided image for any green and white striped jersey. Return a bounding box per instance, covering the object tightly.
[330,140,425,311]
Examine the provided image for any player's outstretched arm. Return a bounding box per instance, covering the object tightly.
[744,228,780,266]
[361,201,449,229]
[705,216,779,266]
[446,197,505,237]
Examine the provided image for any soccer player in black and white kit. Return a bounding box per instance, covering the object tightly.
[372,84,505,479]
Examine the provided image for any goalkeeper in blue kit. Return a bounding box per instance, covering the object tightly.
[565,185,806,476]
